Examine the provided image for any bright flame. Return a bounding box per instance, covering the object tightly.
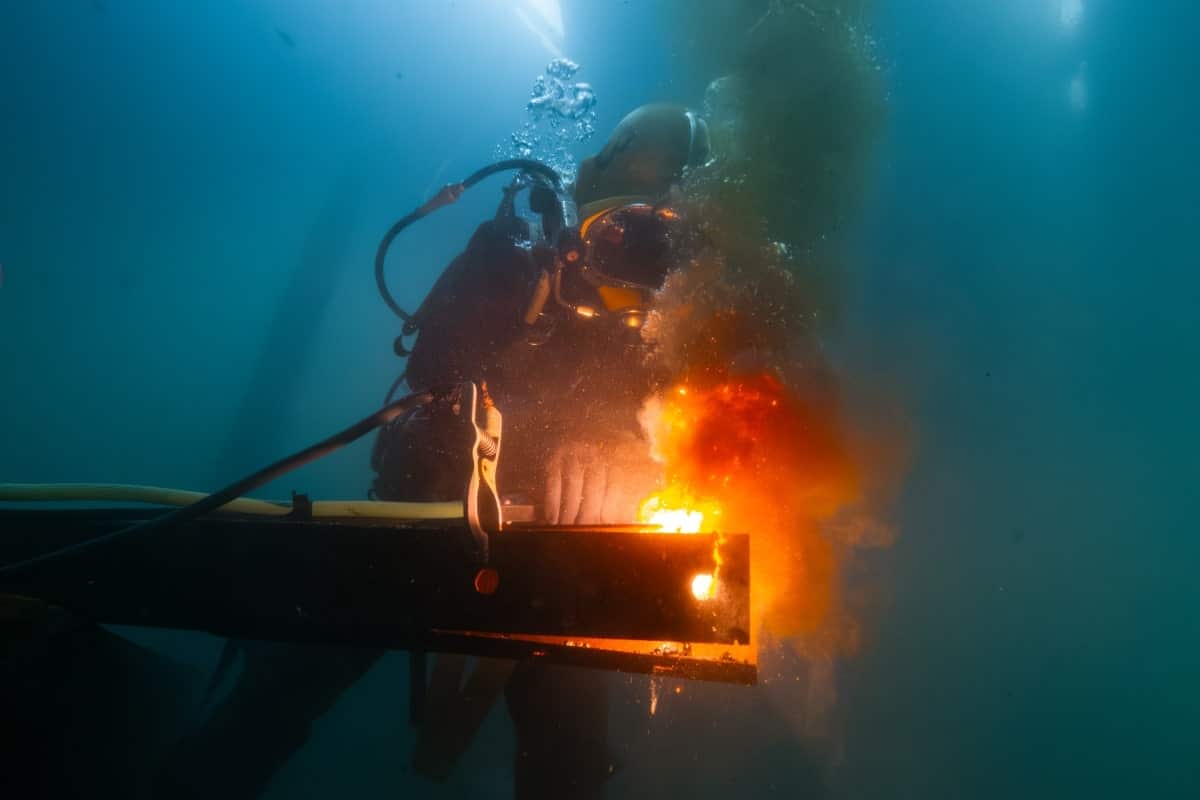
[639,496,704,533]
[640,492,724,602]
[639,373,863,648]
[638,488,723,533]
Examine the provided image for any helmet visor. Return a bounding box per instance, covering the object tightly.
[581,204,681,290]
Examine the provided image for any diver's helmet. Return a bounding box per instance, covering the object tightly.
[575,103,712,213]
[557,104,711,327]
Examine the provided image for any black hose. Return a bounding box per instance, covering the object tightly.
[460,158,563,192]
[375,205,429,326]
[0,390,435,579]
[374,158,564,328]
[383,369,408,405]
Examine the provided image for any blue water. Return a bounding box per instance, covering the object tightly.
[1,1,1197,797]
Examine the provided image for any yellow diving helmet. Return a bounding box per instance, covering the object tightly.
[547,104,711,328]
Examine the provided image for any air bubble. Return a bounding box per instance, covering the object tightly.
[496,59,599,184]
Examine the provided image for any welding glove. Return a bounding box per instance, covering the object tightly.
[543,435,662,525]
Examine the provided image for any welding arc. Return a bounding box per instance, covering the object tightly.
[375,158,563,330]
[0,391,435,579]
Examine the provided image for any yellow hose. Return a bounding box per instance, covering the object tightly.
[0,483,463,521]
[311,500,462,520]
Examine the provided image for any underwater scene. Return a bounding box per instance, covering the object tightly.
[1,1,1196,798]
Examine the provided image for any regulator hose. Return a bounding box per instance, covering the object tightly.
[374,158,565,331]
[0,390,435,579]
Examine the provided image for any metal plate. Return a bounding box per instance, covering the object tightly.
[1,509,755,683]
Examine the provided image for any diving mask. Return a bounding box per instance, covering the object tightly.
[547,200,684,329]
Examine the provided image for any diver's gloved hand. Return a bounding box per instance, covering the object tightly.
[543,435,662,525]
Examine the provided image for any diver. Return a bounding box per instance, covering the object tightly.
[154,102,711,800]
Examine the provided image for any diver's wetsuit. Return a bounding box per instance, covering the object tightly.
[157,202,657,800]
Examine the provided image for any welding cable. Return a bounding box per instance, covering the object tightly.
[0,484,463,520]
[383,369,409,405]
[0,390,435,579]
[375,158,564,328]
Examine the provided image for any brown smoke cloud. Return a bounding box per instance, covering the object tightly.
[641,249,897,653]
[632,0,897,655]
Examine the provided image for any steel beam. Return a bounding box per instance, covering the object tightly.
[1,509,755,684]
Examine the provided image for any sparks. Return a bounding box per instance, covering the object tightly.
[638,490,722,534]
[638,373,864,641]
[640,497,704,533]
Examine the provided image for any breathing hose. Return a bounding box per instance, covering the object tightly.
[0,390,435,579]
[1,159,569,578]
[374,158,565,331]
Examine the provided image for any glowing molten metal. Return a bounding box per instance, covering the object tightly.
[639,485,726,601]
[690,573,715,601]
[638,373,862,644]
[638,496,705,533]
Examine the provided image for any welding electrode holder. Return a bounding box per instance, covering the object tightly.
[461,382,503,562]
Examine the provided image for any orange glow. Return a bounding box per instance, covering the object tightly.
[639,491,725,601]
[639,372,863,650]
[637,487,723,533]
[639,495,705,533]
[645,505,703,533]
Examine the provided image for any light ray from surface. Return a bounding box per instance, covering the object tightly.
[511,1,564,59]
